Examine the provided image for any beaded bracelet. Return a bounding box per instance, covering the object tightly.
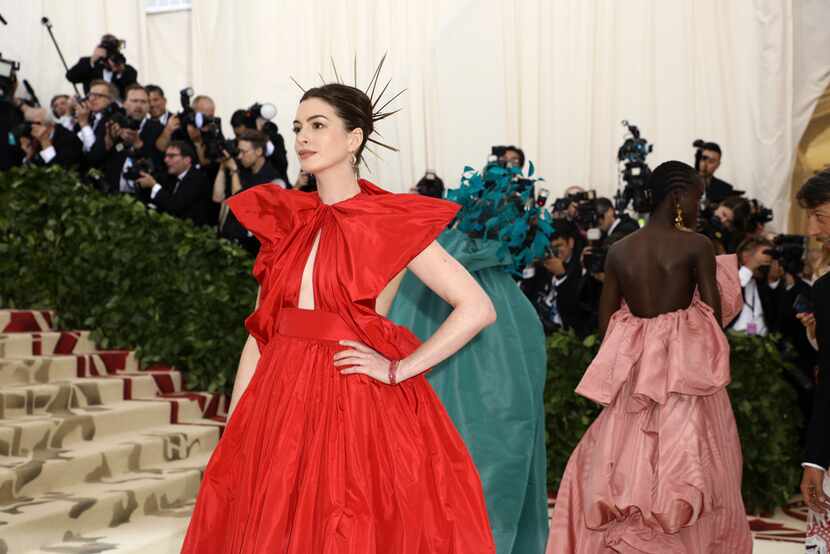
[388,359,399,385]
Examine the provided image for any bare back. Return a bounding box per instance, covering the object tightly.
[598,227,721,335]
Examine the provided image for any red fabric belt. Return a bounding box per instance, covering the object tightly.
[277,308,360,342]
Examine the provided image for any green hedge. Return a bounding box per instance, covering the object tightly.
[545,330,803,514]
[0,166,257,392]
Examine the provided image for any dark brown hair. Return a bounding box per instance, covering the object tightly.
[124,84,147,98]
[301,84,374,165]
[168,141,197,165]
[237,129,267,155]
[797,168,830,210]
[645,161,700,213]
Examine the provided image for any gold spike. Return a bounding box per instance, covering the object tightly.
[375,88,407,116]
[364,52,387,98]
[367,136,399,152]
[330,57,342,84]
[289,75,306,93]
[353,54,358,88]
[372,78,393,110]
[318,73,327,85]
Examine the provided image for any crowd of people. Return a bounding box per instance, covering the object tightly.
[0,34,302,254]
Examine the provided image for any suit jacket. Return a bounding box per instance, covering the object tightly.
[66,57,138,99]
[706,176,740,204]
[521,255,591,337]
[32,125,84,170]
[144,167,213,227]
[97,119,164,194]
[805,273,830,467]
[606,214,640,245]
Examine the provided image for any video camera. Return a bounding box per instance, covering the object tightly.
[615,120,653,213]
[0,54,20,100]
[764,234,806,276]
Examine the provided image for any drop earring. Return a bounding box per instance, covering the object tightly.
[674,202,689,231]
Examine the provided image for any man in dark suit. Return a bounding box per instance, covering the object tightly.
[135,140,212,227]
[797,169,830,514]
[19,107,83,170]
[694,141,743,204]
[521,220,591,337]
[596,197,640,245]
[65,35,137,100]
[93,85,164,194]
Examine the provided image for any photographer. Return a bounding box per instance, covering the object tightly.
[50,94,74,131]
[410,171,445,198]
[214,129,281,252]
[230,106,289,186]
[95,85,164,194]
[730,236,776,334]
[694,140,741,204]
[65,34,137,100]
[156,93,218,169]
[596,197,639,244]
[17,107,83,170]
[135,141,212,227]
[520,220,591,336]
[146,85,173,126]
[74,80,117,161]
[498,145,525,170]
[0,62,24,170]
[796,169,830,517]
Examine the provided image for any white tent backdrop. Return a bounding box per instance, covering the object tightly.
[2,0,829,229]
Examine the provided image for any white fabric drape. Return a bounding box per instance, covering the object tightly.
[2,0,829,229]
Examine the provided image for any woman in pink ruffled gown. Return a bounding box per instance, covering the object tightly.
[547,161,752,553]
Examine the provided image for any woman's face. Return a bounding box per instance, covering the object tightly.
[293,98,362,175]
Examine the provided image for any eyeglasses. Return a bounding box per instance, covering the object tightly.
[88,92,111,100]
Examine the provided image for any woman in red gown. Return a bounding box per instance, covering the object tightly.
[180,83,497,553]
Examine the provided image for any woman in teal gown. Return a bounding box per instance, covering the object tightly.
[388,165,550,554]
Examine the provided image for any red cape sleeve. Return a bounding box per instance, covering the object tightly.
[225,184,295,247]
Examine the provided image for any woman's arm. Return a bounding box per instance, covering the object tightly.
[335,241,496,383]
[597,249,622,337]
[693,236,722,325]
[226,287,262,419]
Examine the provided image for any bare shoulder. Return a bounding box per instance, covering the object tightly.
[685,231,716,257]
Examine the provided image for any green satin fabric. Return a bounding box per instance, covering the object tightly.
[387,229,549,554]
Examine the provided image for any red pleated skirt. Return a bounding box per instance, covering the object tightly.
[180,308,495,553]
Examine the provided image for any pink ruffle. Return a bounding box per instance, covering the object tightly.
[575,255,741,408]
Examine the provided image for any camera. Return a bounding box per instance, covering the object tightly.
[222,138,239,158]
[123,158,155,181]
[109,111,141,131]
[12,121,32,140]
[0,54,20,100]
[585,245,608,275]
[615,120,653,213]
[97,36,126,67]
[552,190,597,228]
[749,199,774,227]
[764,234,806,276]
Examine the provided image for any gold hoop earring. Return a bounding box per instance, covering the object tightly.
[675,202,688,231]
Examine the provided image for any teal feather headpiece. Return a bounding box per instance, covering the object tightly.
[446,162,554,277]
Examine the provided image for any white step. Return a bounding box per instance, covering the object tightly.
[1,452,211,554]
[0,423,219,500]
[0,400,174,457]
